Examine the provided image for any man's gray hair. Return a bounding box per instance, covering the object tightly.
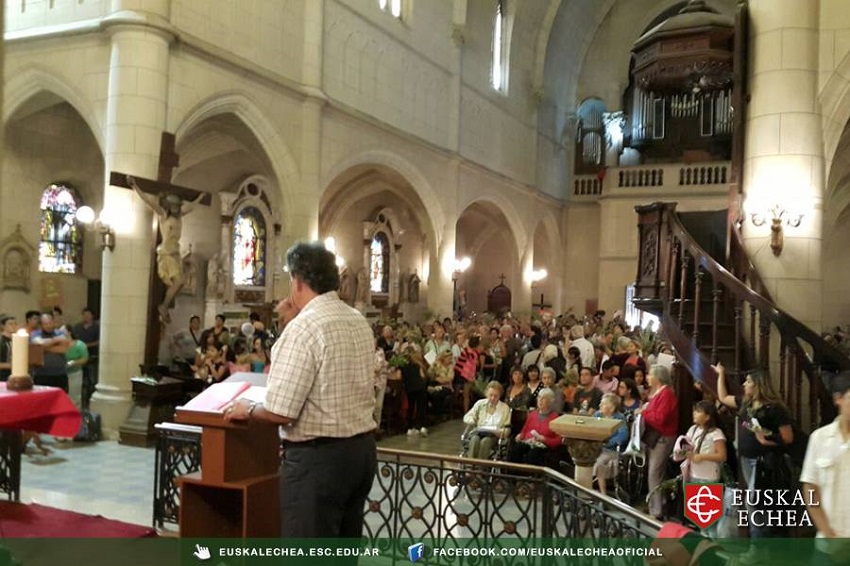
[570,325,584,340]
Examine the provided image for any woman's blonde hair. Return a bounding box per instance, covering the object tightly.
[485,380,504,396]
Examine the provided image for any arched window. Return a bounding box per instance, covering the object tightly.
[370,232,390,294]
[378,0,402,19]
[491,0,508,92]
[38,183,83,274]
[232,207,266,287]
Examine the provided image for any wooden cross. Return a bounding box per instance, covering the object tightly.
[532,293,552,311]
[498,273,507,286]
[109,132,212,368]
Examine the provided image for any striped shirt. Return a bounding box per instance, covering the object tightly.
[265,291,376,442]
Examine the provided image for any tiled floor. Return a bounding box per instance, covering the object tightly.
[14,420,468,529]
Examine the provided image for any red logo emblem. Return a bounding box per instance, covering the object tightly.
[684,483,724,529]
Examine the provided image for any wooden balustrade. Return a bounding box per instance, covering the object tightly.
[633,202,850,431]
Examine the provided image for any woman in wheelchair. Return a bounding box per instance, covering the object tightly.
[462,381,511,459]
[508,388,563,466]
[592,393,629,496]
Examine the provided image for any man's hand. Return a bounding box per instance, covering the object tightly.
[275,297,300,326]
[711,362,724,375]
[223,399,251,422]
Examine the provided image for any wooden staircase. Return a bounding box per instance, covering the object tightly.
[633,202,850,432]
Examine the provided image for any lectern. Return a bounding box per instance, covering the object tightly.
[174,382,280,537]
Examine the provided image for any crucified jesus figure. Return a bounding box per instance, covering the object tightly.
[129,176,205,324]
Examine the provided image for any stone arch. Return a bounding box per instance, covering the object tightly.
[322,150,445,250]
[173,91,300,232]
[457,194,527,260]
[533,212,561,257]
[4,65,105,153]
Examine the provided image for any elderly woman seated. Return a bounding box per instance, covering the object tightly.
[592,393,629,496]
[462,381,511,460]
[508,388,563,466]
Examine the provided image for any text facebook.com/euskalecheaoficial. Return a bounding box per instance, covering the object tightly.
[424,547,664,558]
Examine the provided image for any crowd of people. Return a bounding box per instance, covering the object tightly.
[0,306,99,410]
[169,312,273,385]
[367,308,849,554]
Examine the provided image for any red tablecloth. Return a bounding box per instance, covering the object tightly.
[0,383,81,437]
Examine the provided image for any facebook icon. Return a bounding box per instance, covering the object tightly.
[408,542,425,563]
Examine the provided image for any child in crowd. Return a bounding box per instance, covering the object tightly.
[685,400,727,536]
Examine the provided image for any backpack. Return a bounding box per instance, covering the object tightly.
[74,410,102,442]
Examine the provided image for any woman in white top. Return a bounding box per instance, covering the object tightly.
[686,400,728,482]
[462,381,511,460]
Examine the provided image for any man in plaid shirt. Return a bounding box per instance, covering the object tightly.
[226,241,377,538]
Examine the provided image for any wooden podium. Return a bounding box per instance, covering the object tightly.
[174,383,280,537]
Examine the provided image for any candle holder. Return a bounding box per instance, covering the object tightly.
[7,374,33,391]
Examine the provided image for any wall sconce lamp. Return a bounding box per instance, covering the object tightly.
[529,268,548,284]
[750,205,803,257]
[76,206,115,252]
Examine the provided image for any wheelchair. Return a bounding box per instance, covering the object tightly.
[459,424,510,462]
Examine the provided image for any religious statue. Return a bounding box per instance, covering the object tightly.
[398,270,409,303]
[180,245,199,295]
[339,267,354,303]
[130,177,205,323]
[3,248,29,291]
[408,270,421,304]
[206,252,225,300]
[355,268,370,305]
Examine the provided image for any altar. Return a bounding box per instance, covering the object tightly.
[0,383,81,501]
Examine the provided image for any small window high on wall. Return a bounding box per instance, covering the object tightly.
[232,206,266,287]
[38,183,83,274]
[491,0,508,92]
[370,232,390,294]
[378,0,402,19]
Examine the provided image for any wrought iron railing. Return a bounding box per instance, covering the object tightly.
[153,423,202,527]
[0,431,22,501]
[153,430,661,548]
[365,449,660,545]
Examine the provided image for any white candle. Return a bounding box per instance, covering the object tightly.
[12,329,28,377]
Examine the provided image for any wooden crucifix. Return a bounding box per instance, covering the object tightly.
[532,293,552,312]
[109,132,212,368]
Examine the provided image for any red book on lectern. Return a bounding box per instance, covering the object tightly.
[180,382,257,413]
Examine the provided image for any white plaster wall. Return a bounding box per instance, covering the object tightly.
[1,102,104,319]
[171,0,305,85]
[324,0,452,149]
[562,204,600,315]
[5,0,109,33]
[167,50,304,228]
[596,191,729,315]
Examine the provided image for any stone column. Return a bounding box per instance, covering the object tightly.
[93,9,173,436]
[743,0,822,331]
[515,244,534,317]
[428,223,456,319]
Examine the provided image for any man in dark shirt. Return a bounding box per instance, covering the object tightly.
[31,313,70,391]
[573,367,603,415]
[73,307,100,407]
[0,314,16,382]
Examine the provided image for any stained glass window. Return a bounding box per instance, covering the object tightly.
[38,183,83,274]
[370,232,390,294]
[232,207,266,287]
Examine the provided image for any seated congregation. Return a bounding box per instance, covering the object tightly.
[369,309,829,551]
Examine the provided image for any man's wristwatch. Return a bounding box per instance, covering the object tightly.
[247,401,259,418]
